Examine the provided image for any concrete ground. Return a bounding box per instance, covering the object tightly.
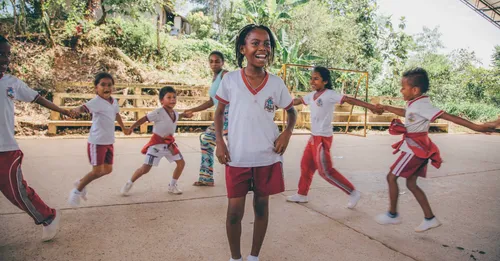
[0,134,499,261]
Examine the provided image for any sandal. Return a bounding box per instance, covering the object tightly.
[193,181,215,187]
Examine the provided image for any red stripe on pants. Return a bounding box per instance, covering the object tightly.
[0,150,55,225]
[298,136,355,196]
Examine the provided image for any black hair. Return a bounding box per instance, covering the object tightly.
[234,24,276,68]
[313,66,333,90]
[209,51,225,62]
[402,67,430,93]
[159,86,176,100]
[0,35,9,44]
[94,72,114,86]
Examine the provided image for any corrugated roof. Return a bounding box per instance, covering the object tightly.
[460,0,500,29]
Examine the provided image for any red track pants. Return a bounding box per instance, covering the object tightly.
[0,150,56,225]
[298,136,355,196]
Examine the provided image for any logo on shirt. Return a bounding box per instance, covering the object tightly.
[264,96,275,112]
[6,87,14,99]
[408,112,416,123]
[316,98,323,107]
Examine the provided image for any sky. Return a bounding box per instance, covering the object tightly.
[377,0,500,67]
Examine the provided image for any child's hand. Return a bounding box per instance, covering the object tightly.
[182,111,194,118]
[484,118,500,130]
[123,128,131,135]
[68,109,81,118]
[215,141,231,164]
[274,130,293,155]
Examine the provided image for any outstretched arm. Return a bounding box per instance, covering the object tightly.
[184,98,214,114]
[35,96,73,117]
[127,116,148,134]
[343,96,383,114]
[439,113,495,132]
[115,113,128,133]
[378,104,406,117]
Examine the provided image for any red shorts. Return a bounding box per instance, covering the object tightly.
[225,162,285,198]
[390,152,428,178]
[87,143,114,166]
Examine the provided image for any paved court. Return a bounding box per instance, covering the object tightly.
[1,134,499,261]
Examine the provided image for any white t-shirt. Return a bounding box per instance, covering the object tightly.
[147,107,178,137]
[302,89,345,137]
[0,74,40,152]
[400,95,443,152]
[216,69,293,167]
[83,96,120,145]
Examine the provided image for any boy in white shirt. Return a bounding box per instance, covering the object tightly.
[375,68,497,232]
[68,72,128,207]
[0,35,74,241]
[120,86,192,195]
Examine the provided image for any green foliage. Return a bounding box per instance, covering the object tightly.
[186,12,217,39]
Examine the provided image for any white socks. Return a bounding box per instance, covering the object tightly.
[170,179,177,186]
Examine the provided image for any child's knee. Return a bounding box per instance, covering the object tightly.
[254,198,269,217]
[176,159,185,169]
[386,173,397,183]
[406,179,418,191]
[141,164,152,174]
[227,209,244,225]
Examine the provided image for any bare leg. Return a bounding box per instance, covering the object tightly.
[78,164,112,191]
[130,164,152,182]
[250,195,269,257]
[387,172,399,214]
[406,174,434,218]
[172,159,185,180]
[226,197,246,260]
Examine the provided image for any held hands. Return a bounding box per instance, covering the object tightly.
[65,109,81,119]
[274,130,293,155]
[123,128,132,135]
[475,118,500,133]
[215,141,231,164]
[371,104,385,115]
[182,111,194,118]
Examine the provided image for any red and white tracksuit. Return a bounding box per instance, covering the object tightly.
[298,136,355,196]
[0,150,56,225]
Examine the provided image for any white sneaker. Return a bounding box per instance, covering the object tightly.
[347,190,361,209]
[286,193,308,203]
[375,212,402,225]
[415,217,441,232]
[229,258,242,261]
[247,255,259,261]
[73,180,87,201]
[168,184,183,195]
[42,209,61,242]
[120,181,134,196]
[68,188,82,207]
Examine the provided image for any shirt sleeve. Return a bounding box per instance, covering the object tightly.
[14,79,39,102]
[276,79,293,110]
[146,109,160,122]
[215,76,230,105]
[416,100,444,122]
[83,98,99,113]
[328,90,346,105]
[301,92,314,105]
[114,99,120,114]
